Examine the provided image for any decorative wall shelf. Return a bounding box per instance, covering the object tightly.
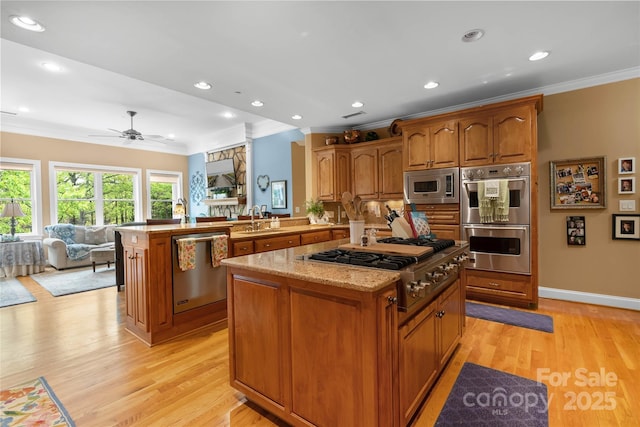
[203,197,240,206]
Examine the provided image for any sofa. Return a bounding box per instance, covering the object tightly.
[43,224,116,270]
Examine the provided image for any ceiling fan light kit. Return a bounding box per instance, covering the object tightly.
[89,110,170,144]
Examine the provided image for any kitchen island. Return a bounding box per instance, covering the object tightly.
[222,239,469,426]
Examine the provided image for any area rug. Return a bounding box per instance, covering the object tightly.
[0,376,75,426]
[466,301,554,333]
[436,362,548,426]
[0,277,36,308]
[31,266,116,297]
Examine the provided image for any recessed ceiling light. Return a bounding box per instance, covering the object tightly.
[194,81,212,90]
[529,51,550,61]
[10,15,45,32]
[167,134,175,139]
[351,101,364,108]
[292,114,303,120]
[41,62,62,72]
[424,81,439,89]
[223,112,234,119]
[462,29,484,43]
[18,106,30,113]
[251,100,264,107]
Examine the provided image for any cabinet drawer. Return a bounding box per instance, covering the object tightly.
[466,270,531,295]
[232,241,254,257]
[254,235,301,253]
[428,225,459,240]
[331,229,350,240]
[300,230,332,245]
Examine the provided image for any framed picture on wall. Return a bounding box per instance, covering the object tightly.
[550,156,606,209]
[612,214,640,240]
[566,216,586,246]
[271,180,287,209]
[618,177,635,194]
[618,157,635,174]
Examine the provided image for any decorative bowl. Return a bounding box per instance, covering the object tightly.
[325,136,339,145]
[343,130,361,144]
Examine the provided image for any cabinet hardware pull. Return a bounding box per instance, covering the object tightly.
[489,282,500,287]
[387,296,397,304]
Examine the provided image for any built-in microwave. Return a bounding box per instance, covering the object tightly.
[404,167,460,204]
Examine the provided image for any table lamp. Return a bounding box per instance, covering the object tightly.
[174,198,188,224]
[1,199,26,239]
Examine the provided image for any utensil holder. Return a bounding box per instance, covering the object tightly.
[349,220,365,244]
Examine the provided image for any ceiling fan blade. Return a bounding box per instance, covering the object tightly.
[89,134,121,137]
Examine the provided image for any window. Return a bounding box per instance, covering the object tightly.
[50,162,142,225]
[147,170,183,219]
[0,158,42,236]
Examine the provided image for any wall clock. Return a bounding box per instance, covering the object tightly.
[257,175,270,191]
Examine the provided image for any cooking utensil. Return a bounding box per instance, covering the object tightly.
[341,191,356,220]
[353,195,362,220]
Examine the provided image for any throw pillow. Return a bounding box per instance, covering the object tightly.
[85,226,108,245]
[46,224,77,245]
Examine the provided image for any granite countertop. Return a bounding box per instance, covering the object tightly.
[229,223,340,239]
[221,239,401,293]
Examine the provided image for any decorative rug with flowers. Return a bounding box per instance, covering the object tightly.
[0,377,75,426]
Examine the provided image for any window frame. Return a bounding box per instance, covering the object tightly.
[49,161,142,225]
[146,169,184,220]
[0,157,43,237]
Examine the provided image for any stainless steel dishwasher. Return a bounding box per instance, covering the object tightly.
[172,232,227,313]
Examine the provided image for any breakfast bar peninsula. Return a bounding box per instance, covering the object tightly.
[222,238,469,426]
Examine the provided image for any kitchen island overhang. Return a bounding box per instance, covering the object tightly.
[222,239,469,426]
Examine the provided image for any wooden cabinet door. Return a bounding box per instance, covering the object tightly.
[438,279,462,366]
[335,150,352,201]
[399,300,438,426]
[493,105,533,164]
[352,147,378,199]
[230,277,285,405]
[460,114,493,166]
[316,150,335,201]
[430,120,459,168]
[232,240,254,257]
[403,126,429,170]
[378,142,404,199]
[124,245,148,332]
[331,229,349,240]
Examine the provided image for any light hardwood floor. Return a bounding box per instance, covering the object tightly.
[1,273,639,426]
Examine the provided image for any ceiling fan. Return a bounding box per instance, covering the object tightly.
[90,110,171,144]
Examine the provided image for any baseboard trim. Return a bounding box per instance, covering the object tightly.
[539,287,640,311]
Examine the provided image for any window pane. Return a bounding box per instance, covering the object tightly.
[0,169,33,234]
[56,171,95,225]
[103,173,135,224]
[150,182,174,219]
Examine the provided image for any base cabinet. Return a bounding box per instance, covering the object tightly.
[398,278,463,425]
[465,269,536,307]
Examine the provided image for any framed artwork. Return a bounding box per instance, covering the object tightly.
[271,180,287,209]
[566,216,585,246]
[612,214,640,240]
[618,177,635,194]
[550,156,606,209]
[618,157,635,174]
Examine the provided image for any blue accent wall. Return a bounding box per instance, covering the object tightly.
[188,153,208,219]
[252,129,304,215]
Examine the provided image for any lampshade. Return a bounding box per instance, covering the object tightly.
[1,199,25,218]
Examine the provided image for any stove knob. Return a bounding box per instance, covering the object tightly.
[503,166,512,175]
[465,170,474,180]
[476,169,485,178]
[515,166,524,176]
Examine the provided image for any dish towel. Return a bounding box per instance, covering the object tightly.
[477,181,494,223]
[177,238,196,271]
[211,235,228,268]
[477,180,510,223]
[494,179,510,222]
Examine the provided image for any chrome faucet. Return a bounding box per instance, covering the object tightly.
[250,205,263,230]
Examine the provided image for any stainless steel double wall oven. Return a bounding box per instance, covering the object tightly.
[460,163,532,275]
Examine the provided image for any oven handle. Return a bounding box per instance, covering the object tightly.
[463,225,529,232]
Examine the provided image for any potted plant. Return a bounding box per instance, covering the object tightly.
[305,199,325,224]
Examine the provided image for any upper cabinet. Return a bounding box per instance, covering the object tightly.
[460,105,534,166]
[352,137,403,200]
[403,120,459,170]
[315,146,351,202]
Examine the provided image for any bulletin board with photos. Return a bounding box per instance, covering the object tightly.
[550,156,606,209]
